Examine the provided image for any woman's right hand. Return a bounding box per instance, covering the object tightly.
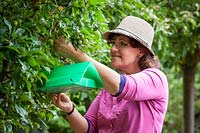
[52,93,73,113]
[53,36,80,60]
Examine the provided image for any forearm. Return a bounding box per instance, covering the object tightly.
[55,41,121,95]
[52,93,88,132]
[72,50,121,95]
[65,108,88,133]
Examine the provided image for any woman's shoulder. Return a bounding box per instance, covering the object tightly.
[141,68,168,86]
[128,68,168,84]
[142,68,167,77]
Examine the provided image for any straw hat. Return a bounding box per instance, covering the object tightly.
[104,16,155,56]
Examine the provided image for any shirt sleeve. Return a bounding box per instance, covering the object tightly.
[113,75,126,97]
[84,90,102,133]
[117,68,168,101]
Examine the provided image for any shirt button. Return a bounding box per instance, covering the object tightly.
[110,124,113,128]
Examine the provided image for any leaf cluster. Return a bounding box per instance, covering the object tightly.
[0,0,112,132]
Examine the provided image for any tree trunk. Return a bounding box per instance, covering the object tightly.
[182,64,196,133]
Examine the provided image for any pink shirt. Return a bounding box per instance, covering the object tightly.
[84,68,168,133]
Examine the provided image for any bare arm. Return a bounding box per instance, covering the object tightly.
[53,37,121,95]
[52,93,88,133]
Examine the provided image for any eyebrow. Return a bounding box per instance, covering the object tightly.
[118,37,132,44]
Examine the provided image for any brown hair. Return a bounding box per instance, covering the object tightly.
[138,53,161,70]
[138,47,161,70]
[130,37,161,70]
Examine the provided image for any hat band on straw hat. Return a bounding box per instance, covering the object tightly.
[116,27,150,48]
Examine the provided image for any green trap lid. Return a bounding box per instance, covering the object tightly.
[38,62,103,93]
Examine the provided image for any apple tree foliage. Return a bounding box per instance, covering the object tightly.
[0,0,110,132]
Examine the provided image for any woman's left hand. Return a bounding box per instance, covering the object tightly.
[52,93,73,113]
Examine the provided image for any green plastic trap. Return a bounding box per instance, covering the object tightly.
[38,62,103,93]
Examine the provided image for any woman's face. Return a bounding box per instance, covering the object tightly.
[109,35,144,74]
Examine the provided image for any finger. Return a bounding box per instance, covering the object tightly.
[52,94,60,105]
[56,94,62,105]
[68,42,73,47]
[52,94,57,104]
[60,93,70,102]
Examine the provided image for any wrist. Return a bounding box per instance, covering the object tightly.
[66,104,75,115]
[74,50,90,62]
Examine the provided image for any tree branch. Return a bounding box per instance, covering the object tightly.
[0,59,8,83]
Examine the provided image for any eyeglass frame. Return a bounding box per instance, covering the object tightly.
[106,34,141,49]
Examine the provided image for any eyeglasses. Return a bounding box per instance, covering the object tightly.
[107,39,139,49]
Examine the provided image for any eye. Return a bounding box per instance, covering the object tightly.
[118,41,129,48]
[107,40,115,45]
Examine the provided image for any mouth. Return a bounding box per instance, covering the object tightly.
[111,55,121,60]
[111,53,121,57]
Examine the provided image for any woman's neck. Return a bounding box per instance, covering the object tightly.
[118,67,141,75]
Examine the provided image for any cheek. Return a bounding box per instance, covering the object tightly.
[125,48,140,56]
[122,51,139,62]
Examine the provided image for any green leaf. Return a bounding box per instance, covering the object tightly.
[0,108,6,117]
[15,28,25,36]
[88,0,100,6]
[3,46,20,54]
[27,56,37,67]
[25,79,32,91]
[5,121,12,132]
[15,105,28,118]
[19,60,29,73]
[3,17,12,34]
[19,93,34,103]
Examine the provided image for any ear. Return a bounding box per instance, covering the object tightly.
[138,48,145,57]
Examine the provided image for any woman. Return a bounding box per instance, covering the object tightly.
[52,16,168,133]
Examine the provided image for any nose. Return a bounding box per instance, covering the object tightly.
[110,44,119,51]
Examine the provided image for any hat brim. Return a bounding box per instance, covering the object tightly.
[104,29,155,56]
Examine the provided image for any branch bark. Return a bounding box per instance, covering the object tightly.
[182,48,199,133]
[182,64,196,133]
[0,59,8,83]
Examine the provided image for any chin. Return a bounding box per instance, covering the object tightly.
[111,62,122,69]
